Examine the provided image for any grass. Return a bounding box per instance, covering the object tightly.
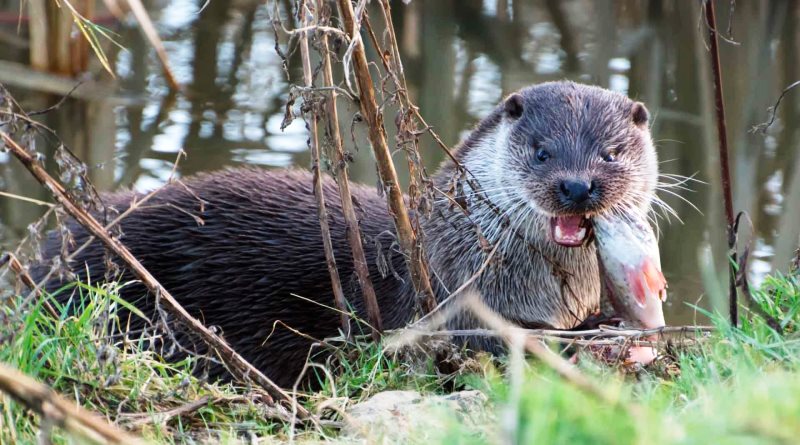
[0,271,798,444]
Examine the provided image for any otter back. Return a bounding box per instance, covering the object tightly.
[34,168,413,387]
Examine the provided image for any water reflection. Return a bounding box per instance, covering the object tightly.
[0,0,798,325]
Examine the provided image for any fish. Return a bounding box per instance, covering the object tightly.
[593,210,667,364]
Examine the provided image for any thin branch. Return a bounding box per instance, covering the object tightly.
[316,0,382,340]
[751,80,800,133]
[464,295,640,416]
[411,236,502,329]
[0,361,144,444]
[1,252,59,318]
[336,0,438,314]
[396,325,714,343]
[121,396,211,427]
[27,81,85,116]
[0,190,54,207]
[298,5,354,338]
[1,130,310,419]
[704,0,738,327]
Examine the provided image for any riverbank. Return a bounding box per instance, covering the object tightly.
[1,270,798,444]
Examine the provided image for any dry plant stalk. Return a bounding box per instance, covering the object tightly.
[0,361,144,444]
[704,0,738,327]
[464,294,629,409]
[121,396,212,427]
[0,131,309,418]
[369,0,466,177]
[297,3,354,338]
[315,0,383,338]
[0,252,59,318]
[336,0,438,314]
[362,4,427,226]
[395,327,710,347]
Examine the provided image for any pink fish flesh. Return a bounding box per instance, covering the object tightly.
[593,211,667,364]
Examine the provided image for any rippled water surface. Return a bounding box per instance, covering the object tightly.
[1,0,798,324]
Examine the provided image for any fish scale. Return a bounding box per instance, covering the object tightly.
[594,210,667,364]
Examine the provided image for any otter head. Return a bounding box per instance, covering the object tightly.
[492,82,657,247]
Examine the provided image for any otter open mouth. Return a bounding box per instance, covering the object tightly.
[549,216,592,247]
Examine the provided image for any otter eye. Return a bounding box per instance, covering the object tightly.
[602,150,617,162]
[535,148,551,162]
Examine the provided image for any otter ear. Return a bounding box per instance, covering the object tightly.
[504,94,524,119]
[632,102,649,127]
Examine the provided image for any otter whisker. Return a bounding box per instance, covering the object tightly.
[657,183,696,193]
[650,196,682,224]
[658,172,705,187]
[656,188,703,215]
[652,138,686,145]
[636,191,682,224]
[659,171,704,181]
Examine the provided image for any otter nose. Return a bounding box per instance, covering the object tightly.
[559,179,593,204]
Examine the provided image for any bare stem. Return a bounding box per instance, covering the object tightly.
[317,0,382,339]
[336,0,438,314]
[704,0,738,327]
[0,361,144,444]
[464,295,633,410]
[298,3,353,339]
[1,252,59,318]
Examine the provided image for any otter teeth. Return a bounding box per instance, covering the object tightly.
[554,225,587,243]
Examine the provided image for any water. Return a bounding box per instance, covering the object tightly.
[0,0,798,325]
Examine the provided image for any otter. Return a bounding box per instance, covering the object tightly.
[34,81,657,387]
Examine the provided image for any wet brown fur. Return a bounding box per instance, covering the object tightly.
[36,81,657,387]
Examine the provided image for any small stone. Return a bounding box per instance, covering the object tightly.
[343,390,490,442]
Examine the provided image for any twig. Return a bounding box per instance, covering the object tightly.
[704,0,738,327]
[463,295,631,409]
[751,80,800,133]
[27,81,85,116]
[394,326,711,347]
[398,325,715,339]
[388,322,713,351]
[369,0,464,173]
[316,0,380,339]
[121,396,211,427]
[298,2,354,339]
[733,212,783,333]
[293,85,357,102]
[336,0,438,314]
[1,130,310,418]
[1,252,59,318]
[0,191,54,207]
[0,361,144,444]
[24,151,187,306]
[411,237,502,329]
